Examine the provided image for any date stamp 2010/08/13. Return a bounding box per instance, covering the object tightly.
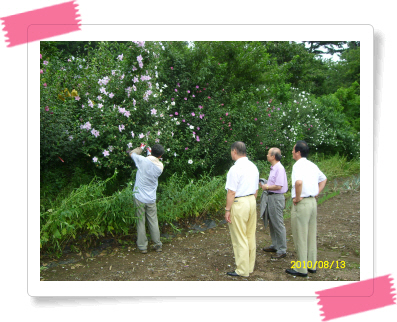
[291,261,346,270]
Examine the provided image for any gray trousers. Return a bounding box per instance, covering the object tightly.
[263,193,287,254]
[134,197,162,251]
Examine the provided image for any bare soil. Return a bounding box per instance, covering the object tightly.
[40,185,360,282]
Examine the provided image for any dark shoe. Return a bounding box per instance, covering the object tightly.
[271,253,286,259]
[308,269,316,273]
[153,245,162,252]
[263,246,277,252]
[285,269,307,277]
[139,249,147,254]
[227,271,248,277]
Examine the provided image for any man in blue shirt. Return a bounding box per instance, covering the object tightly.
[128,144,165,254]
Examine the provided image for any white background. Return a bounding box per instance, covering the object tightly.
[0,0,395,321]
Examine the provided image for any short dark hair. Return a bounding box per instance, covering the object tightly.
[231,141,246,156]
[295,140,309,158]
[151,144,164,158]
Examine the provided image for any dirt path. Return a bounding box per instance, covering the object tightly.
[40,187,360,281]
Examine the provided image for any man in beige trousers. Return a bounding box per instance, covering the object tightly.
[225,141,259,277]
[286,140,327,277]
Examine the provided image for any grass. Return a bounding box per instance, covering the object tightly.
[40,153,359,257]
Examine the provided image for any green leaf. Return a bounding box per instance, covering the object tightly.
[53,229,61,239]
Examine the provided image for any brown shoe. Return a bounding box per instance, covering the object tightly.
[263,246,277,252]
[271,253,286,260]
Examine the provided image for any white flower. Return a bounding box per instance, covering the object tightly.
[188,160,193,164]
[189,125,194,129]
[176,121,180,125]
[171,101,175,106]
[174,152,177,157]
[167,148,170,151]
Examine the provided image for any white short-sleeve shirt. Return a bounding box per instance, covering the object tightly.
[225,157,259,197]
[291,157,327,198]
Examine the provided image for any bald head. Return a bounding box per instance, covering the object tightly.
[270,147,282,161]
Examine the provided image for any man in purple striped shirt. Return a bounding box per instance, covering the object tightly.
[260,147,288,259]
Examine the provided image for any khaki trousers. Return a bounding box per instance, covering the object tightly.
[291,197,317,274]
[134,197,162,251]
[228,195,257,277]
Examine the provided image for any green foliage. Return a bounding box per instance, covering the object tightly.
[262,41,329,97]
[311,154,360,181]
[317,190,340,206]
[334,82,360,131]
[40,169,228,256]
[41,40,359,182]
[157,172,226,223]
[311,95,359,157]
[40,170,137,256]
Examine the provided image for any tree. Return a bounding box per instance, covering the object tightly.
[303,41,346,55]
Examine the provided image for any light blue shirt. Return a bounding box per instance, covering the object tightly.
[131,153,163,204]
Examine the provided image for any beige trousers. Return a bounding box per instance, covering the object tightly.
[134,197,162,251]
[228,195,257,277]
[291,197,317,274]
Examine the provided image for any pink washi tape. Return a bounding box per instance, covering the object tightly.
[1,1,81,47]
[316,274,396,321]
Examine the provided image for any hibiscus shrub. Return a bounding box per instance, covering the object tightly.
[40,41,359,185]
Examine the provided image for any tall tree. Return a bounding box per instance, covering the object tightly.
[303,41,347,55]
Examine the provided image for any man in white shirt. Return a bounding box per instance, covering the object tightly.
[286,140,327,277]
[128,144,164,254]
[225,141,259,277]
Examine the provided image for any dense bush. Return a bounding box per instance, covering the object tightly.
[41,41,359,183]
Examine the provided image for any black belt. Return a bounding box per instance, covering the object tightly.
[303,196,315,198]
[235,194,254,198]
[267,192,277,195]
